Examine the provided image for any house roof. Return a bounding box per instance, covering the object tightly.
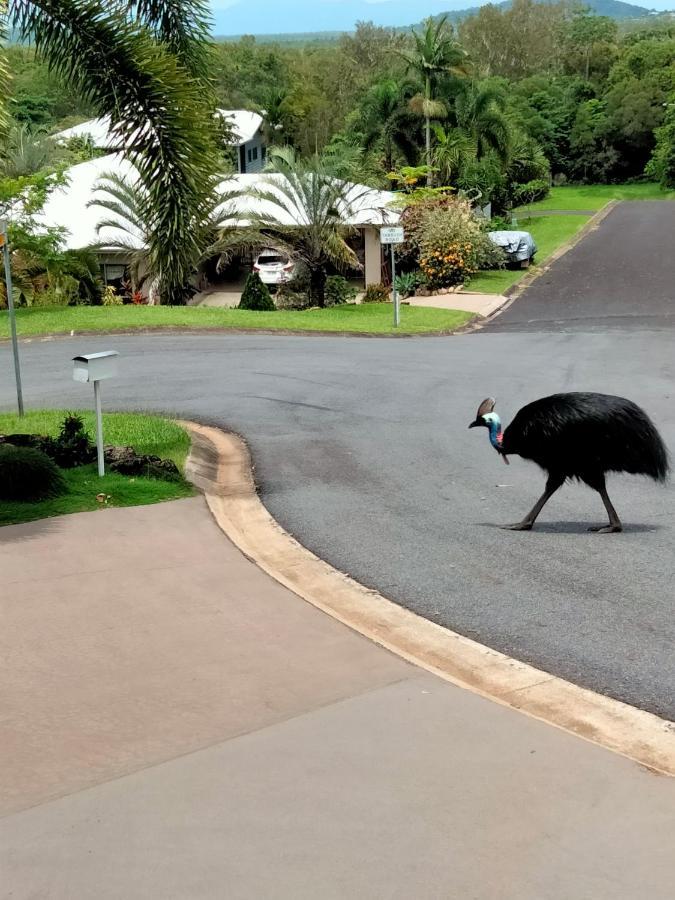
[53,110,263,150]
[35,155,400,252]
[214,173,400,229]
[220,110,263,145]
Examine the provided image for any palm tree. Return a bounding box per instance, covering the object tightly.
[222,148,373,308]
[0,17,10,145]
[398,16,469,183]
[88,170,223,302]
[453,82,511,163]
[431,124,476,186]
[4,1,222,304]
[359,79,419,172]
[87,172,153,296]
[259,88,290,145]
[1,123,53,178]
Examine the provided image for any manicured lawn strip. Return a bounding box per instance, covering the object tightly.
[1,304,474,338]
[514,182,675,214]
[0,410,193,527]
[466,214,590,294]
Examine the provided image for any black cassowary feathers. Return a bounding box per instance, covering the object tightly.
[501,392,669,482]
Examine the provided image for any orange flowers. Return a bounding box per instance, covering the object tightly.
[420,240,475,289]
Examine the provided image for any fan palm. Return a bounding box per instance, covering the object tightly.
[221,148,374,308]
[398,16,470,183]
[431,124,477,186]
[88,169,224,302]
[4,1,221,304]
[454,82,511,163]
[359,79,419,171]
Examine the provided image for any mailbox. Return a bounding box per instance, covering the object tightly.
[73,351,119,384]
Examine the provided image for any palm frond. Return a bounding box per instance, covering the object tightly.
[0,17,11,145]
[9,0,221,304]
[124,1,213,81]
[89,173,147,232]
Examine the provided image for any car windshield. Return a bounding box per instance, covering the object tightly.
[258,255,287,266]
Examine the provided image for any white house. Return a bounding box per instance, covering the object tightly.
[54,109,267,175]
[225,111,266,174]
[36,155,400,292]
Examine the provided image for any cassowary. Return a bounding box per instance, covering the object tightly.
[469,392,669,533]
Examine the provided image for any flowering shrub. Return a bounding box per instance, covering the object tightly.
[415,201,505,289]
[420,244,475,289]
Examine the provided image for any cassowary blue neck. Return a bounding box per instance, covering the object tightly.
[485,415,503,450]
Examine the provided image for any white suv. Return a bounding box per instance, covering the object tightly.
[253,250,295,286]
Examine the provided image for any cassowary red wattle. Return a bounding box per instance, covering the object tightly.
[469,393,669,533]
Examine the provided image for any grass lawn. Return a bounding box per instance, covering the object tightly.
[0,410,194,527]
[514,182,675,213]
[466,214,590,294]
[0,303,474,339]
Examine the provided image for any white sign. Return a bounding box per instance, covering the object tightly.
[380,226,405,245]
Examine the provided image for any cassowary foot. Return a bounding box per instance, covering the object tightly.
[500,521,533,531]
[588,524,623,534]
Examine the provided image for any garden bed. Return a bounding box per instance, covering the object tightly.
[0,411,193,527]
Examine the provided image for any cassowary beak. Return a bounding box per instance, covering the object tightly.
[468,420,479,429]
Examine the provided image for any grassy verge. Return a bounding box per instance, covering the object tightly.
[0,303,474,339]
[514,182,675,213]
[466,214,590,294]
[0,410,194,527]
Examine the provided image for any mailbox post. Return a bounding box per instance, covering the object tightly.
[379,226,405,327]
[73,351,119,476]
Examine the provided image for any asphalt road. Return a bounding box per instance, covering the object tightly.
[1,203,674,718]
[490,201,675,332]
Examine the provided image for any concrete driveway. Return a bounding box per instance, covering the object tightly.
[1,204,674,719]
[2,498,674,899]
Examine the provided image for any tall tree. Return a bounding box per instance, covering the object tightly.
[398,16,469,184]
[4,0,221,304]
[563,11,618,82]
[453,82,511,163]
[358,79,419,171]
[0,13,10,144]
[460,0,569,80]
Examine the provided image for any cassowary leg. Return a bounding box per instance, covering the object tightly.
[587,478,623,534]
[501,473,565,531]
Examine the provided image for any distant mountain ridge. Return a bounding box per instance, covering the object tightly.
[423,0,658,24]
[214,0,664,41]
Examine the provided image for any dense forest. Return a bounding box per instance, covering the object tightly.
[2,0,675,307]
[5,0,675,195]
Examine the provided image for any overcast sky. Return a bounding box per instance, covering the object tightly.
[209,0,665,35]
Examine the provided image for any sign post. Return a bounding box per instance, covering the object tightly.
[379,226,405,328]
[0,219,24,417]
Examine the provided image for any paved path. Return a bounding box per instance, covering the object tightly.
[2,499,674,898]
[410,290,507,317]
[1,204,674,719]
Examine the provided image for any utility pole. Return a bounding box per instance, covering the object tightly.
[0,219,24,417]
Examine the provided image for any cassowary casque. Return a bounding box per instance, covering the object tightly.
[469,392,669,533]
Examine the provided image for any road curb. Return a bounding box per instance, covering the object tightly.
[182,421,675,777]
